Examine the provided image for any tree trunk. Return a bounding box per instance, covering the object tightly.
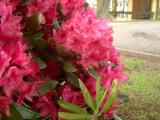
[97,0,111,19]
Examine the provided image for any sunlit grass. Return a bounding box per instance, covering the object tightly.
[117,57,160,120]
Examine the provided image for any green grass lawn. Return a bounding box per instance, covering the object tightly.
[117,57,160,120]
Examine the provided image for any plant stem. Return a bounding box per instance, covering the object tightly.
[92,113,98,120]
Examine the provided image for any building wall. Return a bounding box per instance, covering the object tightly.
[152,0,158,20]
[157,0,160,20]
[128,0,133,20]
[116,0,128,11]
[87,0,159,20]
[126,0,159,20]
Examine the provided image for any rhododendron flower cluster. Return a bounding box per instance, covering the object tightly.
[0,0,127,120]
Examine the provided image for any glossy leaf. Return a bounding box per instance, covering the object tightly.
[55,42,66,56]
[110,63,118,68]
[79,79,95,111]
[88,68,100,80]
[96,88,107,111]
[88,68,102,108]
[58,99,86,113]
[19,0,32,6]
[33,57,47,69]
[14,104,40,119]
[113,113,122,120]
[26,12,44,31]
[63,61,77,73]
[38,80,58,94]
[66,73,79,88]
[1,105,23,120]
[84,2,89,9]
[25,32,52,60]
[56,2,64,16]
[95,78,101,105]
[59,112,92,120]
[102,80,118,112]
[53,19,60,30]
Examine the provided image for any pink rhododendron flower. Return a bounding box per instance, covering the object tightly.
[60,0,85,15]
[0,96,12,116]
[0,2,22,38]
[0,2,40,114]
[31,92,56,120]
[0,1,128,119]
[54,8,114,69]
[54,7,128,118]
[61,84,84,106]
[26,0,58,24]
[0,0,21,9]
[27,0,52,17]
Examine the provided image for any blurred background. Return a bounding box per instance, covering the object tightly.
[87,0,160,21]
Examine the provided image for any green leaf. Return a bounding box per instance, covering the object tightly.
[63,61,77,73]
[88,68,106,111]
[110,63,118,68]
[102,80,118,113]
[56,2,64,16]
[95,78,101,105]
[55,42,65,55]
[100,61,118,68]
[96,88,107,111]
[84,2,89,9]
[19,0,32,6]
[38,80,58,94]
[14,104,40,119]
[117,94,129,106]
[25,32,52,60]
[58,99,86,113]
[113,114,122,120]
[2,105,24,120]
[28,44,34,50]
[26,12,43,31]
[55,42,73,57]
[58,112,92,120]
[88,68,100,80]
[33,57,47,69]
[79,79,95,111]
[66,73,79,88]
[53,19,61,30]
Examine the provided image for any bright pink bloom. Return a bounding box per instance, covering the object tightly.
[0,2,22,38]
[60,0,85,15]
[27,0,52,16]
[0,2,40,114]
[31,92,56,120]
[0,0,21,9]
[26,0,58,24]
[0,1,128,119]
[0,96,12,116]
[55,8,127,118]
[54,8,114,69]
[61,84,84,106]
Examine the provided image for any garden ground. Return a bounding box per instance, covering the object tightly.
[112,22,160,55]
[117,57,160,120]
